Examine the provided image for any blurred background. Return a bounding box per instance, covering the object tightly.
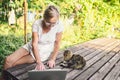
[0,0,120,74]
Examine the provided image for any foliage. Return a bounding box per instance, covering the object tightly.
[0,34,24,73]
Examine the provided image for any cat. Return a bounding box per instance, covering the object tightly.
[60,50,86,69]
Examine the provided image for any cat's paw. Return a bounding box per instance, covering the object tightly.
[60,63,68,67]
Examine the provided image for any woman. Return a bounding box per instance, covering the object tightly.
[4,5,64,70]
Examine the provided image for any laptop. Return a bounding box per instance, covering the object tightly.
[28,69,67,80]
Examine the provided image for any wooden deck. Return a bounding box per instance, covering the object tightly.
[4,38,120,80]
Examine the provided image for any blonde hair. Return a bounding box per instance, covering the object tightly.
[43,5,59,20]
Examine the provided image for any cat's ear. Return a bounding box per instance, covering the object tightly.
[65,50,71,53]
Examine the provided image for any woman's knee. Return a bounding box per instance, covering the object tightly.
[4,56,14,67]
[24,55,35,63]
[4,57,11,69]
[28,56,35,63]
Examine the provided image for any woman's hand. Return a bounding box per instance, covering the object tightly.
[47,59,55,68]
[35,62,46,70]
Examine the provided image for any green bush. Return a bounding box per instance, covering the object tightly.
[0,34,24,72]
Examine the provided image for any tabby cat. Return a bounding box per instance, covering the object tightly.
[60,50,86,69]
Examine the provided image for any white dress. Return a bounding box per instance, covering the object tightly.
[22,19,64,61]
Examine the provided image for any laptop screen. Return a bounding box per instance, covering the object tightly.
[28,69,67,80]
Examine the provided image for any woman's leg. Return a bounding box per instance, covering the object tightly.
[12,54,35,67]
[4,47,34,70]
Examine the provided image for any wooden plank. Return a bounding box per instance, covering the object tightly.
[53,38,99,60]
[13,63,36,76]
[66,39,117,80]
[84,39,116,61]
[89,45,120,80]
[6,63,34,73]
[116,70,120,80]
[78,38,115,58]
[57,38,115,61]
[66,40,119,80]
[54,39,105,69]
[86,40,119,64]
[64,40,116,76]
[17,72,28,80]
[74,52,115,80]
[55,43,92,65]
[104,55,120,80]
[55,38,106,65]
[55,38,111,69]
[117,74,120,80]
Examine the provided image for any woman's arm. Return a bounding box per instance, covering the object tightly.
[50,32,63,61]
[32,32,45,70]
[47,32,63,68]
[32,32,41,64]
